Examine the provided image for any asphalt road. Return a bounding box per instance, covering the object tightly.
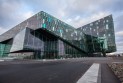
[0,59,92,83]
[0,57,122,83]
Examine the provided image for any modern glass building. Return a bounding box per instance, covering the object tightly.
[0,11,116,59]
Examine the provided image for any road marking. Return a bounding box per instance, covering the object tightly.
[77,63,100,83]
[0,60,4,62]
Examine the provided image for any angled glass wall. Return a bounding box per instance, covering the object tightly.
[10,28,26,52]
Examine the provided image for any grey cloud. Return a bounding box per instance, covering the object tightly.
[60,0,123,19]
[115,36,123,43]
[114,14,123,32]
[0,0,23,28]
[103,0,123,12]
[116,42,123,46]
[0,0,67,29]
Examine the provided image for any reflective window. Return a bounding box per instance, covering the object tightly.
[108,34,111,37]
[43,24,46,28]
[94,29,95,31]
[90,23,93,26]
[106,24,108,29]
[52,27,54,31]
[96,22,98,25]
[106,20,109,22]
[43,19,45,23]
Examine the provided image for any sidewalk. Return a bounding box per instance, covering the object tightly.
[101,63,120,83]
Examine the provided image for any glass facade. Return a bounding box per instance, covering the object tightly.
[0,11,116,58]
[22,27,86,59]
[0,39,12,57]
[77,15,116,53]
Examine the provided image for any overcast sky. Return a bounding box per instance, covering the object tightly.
[0,0,123,53]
